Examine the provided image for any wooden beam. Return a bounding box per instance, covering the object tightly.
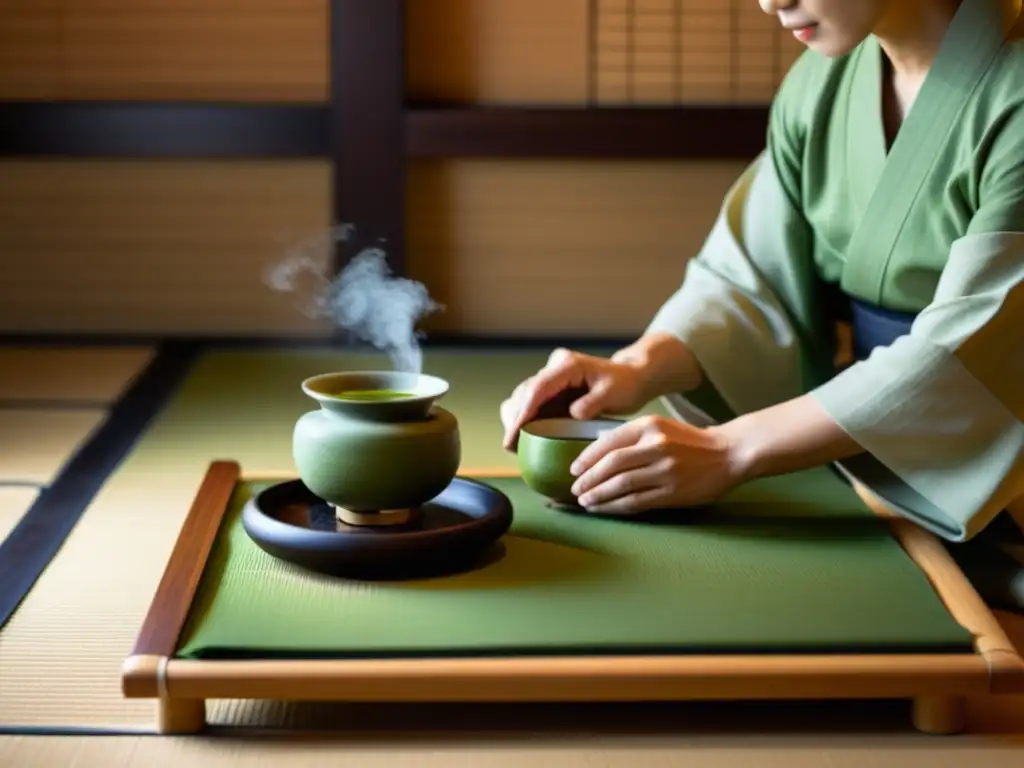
[404,105,770,159]
[0,103,328,158]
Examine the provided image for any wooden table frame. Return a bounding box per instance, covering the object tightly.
[122,460,1024,735]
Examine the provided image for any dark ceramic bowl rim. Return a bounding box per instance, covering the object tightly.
[301,370,450,405]
[244,476,509,544]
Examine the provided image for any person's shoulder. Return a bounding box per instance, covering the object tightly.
[980,24,1024,104]
[969,32,1024,158]
[964,27,1024,230]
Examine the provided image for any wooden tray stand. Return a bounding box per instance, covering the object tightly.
[122,460,1024,736]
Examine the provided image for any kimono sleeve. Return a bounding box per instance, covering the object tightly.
[644,53,834,425]
[815,108,1024,542]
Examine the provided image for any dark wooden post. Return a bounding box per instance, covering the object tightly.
[330,0,407,276]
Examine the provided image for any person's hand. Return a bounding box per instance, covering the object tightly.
[500,347,651,451]
[567,415,742,514]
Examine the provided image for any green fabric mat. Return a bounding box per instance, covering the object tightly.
[176,469,973,659]
[139,347,970,659]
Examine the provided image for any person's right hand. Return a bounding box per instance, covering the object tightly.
[500,347,650,451]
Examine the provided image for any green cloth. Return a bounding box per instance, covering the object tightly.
[647,0,1024,542]
[176,469,973,659]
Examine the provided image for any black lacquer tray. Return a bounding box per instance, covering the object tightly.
[241,477,514,579]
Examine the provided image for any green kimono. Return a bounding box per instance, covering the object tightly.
[647,0,1024,603]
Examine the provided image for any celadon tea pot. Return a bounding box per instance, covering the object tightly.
[293,370,461,518]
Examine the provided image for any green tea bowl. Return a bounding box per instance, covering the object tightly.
[293,370,461,513]
[516,417,624,507]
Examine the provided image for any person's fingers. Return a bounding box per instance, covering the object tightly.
[500,377,532,429]
[582,484,671,516]
[571,442,665,499]
[535,384,591,421]
[568,379,613,420]
[499,398,519,439]
[547,347,572,366]
[569,415,657,476]
[500,377,537,451]
[502,362,585,448]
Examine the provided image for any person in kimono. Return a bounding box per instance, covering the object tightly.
[500,0,1024,609]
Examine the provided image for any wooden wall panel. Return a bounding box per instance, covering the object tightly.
[1,1,780,340]
[406,0,803,105]
[406,0,591,103]
[0,1,61,100]
[0,161,334,335]
[406,159,745,336]
[0,0,328,101]
[3,0,801,105]
[0,158,744,339]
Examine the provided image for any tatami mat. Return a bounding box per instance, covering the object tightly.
[0,486,39,543]
[0,345,1022,750]
[0,408,108,485]
[0,346,153,404]
[0,470,201,729]
[3,733,1024,768]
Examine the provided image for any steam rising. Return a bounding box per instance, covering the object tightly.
[265,224,442,373]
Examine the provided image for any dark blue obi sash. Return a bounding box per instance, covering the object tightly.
[848,298,918,360]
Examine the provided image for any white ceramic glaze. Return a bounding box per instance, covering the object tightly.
[521,417,624,441]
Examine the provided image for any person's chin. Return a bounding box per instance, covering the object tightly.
[800,28,863,58]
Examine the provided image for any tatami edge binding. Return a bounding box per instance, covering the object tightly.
[0,340,201,631]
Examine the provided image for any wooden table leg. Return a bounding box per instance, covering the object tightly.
[158,697,207,734]
[912,695,967,735]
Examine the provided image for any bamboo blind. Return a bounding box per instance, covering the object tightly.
[592,0,804,104]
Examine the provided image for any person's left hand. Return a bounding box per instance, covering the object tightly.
[568,415,742,515]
